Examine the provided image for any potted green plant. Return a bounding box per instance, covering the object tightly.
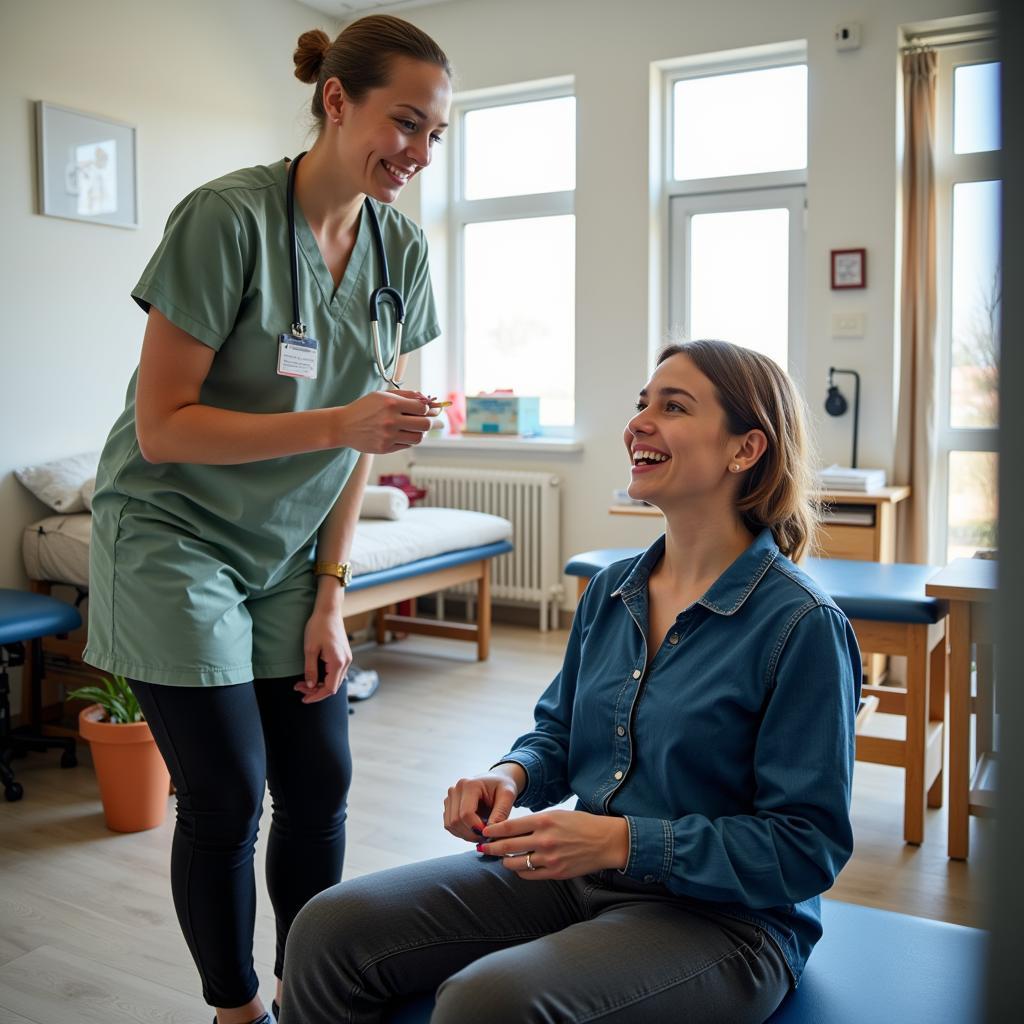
[67,675,170,832]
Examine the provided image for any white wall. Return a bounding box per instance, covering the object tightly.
[0,0,992,618]
[380,0,991,607]
[0,0,326,592]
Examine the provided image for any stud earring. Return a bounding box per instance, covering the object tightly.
[730,463,741,473]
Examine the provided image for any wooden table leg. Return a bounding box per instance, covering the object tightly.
[927,626,946,809]
[477,563,491,662]
[903,625,927,845]
[947,601,971,860]
[376,606,391,645]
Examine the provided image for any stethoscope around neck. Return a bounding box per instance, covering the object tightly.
[285,151,404,387]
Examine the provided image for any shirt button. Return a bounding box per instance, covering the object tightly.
[616,725,626,736]
[632,669,641,679]
[614,770,624,780]
[668,634,679,645]
[644,874,655,883]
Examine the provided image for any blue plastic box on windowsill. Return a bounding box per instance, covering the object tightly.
[464,393,541,436]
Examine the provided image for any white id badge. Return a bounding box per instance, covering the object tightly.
[277,333,319,379]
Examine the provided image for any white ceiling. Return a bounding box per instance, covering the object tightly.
[296,0,459,19]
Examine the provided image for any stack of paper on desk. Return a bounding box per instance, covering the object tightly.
[817,465,887,492]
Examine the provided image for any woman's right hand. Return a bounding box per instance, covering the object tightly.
[337,389,440,454]
[443,764,526,842]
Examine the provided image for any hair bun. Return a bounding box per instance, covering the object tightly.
[293,29,331,84]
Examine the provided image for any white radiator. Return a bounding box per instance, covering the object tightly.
[410,466,562,631]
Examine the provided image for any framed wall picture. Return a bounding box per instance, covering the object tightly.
[831,248,866,289]
[35,101,138,229]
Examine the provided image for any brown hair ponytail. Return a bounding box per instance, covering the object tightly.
[293,29,330,86]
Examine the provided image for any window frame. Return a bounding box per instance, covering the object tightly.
[663,46,808,196]
[660,46,808,378]
[668,186,807,373]
[446,80,576,432]
[933,40,1000,560]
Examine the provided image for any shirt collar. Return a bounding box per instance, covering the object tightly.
[612,528,780,616]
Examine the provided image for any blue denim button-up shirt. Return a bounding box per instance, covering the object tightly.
[502,529,861,981]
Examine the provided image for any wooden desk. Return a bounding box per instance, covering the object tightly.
[926,558,998,860]
[814,487,911,562]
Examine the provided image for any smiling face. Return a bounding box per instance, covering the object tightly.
[323,55,451,203]
[623,352,764,514]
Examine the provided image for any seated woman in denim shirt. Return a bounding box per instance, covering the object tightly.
[280,340,862,1024]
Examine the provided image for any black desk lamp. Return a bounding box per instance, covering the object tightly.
[825,367,861,468]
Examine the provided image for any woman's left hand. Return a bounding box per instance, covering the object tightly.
[295,606,352,704]
[478,809,630,880]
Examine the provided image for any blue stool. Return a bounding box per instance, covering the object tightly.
[802,558,948,846]
[0,588,82,801]
[381,900,985,1023]
[565,548,642,601]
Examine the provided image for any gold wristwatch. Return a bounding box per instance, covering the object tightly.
[314,560,353,586]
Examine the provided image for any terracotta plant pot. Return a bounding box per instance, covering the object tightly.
[78,705,170,832]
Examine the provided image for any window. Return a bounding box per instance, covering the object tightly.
[934,42,1000,560]
[449,87,576,429]
[670,189,804,370]
[672,64,808,180]
[664,48,807,375]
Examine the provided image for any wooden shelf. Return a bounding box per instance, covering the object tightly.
[610,487,911,516]
[816,486,911,507]
[855,720,943,771]
[608,504,660,517]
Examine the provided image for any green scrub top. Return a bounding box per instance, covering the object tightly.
[84,159,440,686]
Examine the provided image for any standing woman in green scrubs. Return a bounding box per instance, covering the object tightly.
[84,17,452,1024]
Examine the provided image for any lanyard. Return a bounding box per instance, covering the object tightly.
[286,152,308,339]
[285,152,405,385]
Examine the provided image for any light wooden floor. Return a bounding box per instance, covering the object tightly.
[0,624,994,1023]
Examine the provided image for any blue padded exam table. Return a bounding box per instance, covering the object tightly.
[372,552,984,1021]
[383,900,986,1023]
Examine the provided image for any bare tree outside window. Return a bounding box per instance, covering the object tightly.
[952,266,1000,428]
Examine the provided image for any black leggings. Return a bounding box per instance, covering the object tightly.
[131,677,352,1008]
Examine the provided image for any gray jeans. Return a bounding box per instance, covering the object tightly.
[280,852,791,1024]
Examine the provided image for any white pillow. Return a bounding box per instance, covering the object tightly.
[15,452,100,514]
[359,485,409,520]
[81,477,97,511]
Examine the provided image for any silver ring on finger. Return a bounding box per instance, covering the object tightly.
[525,852,536,871]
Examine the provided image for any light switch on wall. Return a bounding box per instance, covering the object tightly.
[832,312,867,338]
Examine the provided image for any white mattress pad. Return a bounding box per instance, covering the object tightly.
[22,508,513,590]
[22,513,92,588]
